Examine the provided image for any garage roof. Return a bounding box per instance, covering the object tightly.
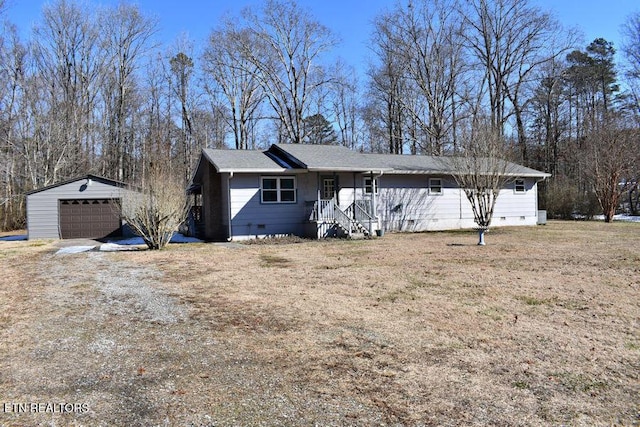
[26,174,129,195]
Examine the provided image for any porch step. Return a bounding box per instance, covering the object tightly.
[309,198,373,239]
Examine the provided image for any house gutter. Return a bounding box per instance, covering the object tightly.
[227,171,234,241]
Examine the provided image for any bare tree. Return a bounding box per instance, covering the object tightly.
[623,12,640,75]
[239,0,338,144]
[138,52,174,183]
[460,0,570,162]
[202,22,264,149]
[331,62,362,149]
[31,0,103,179]
[99,3,157,181]
[528,58,568,176]
[169,50,194,183]
[0,23,27,230]
[622,12,640,120]
[447,120,519,245]
[584,119,638,222]
[369,11,409,154]
[394,0,467,155]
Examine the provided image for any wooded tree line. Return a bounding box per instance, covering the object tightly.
[1,0,639,230]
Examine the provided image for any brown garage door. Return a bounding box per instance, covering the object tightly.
[59,199,122,239]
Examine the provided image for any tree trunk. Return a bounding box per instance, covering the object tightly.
[604,206,615,222]
[477,228,486,246]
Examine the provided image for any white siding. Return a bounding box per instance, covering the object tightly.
[297,173,319,202]
[27,178,134,240]
[377,175,540,231]
[491,179,539,226]
[336,172,359,210]
[223,172,541,239]
[229,173,311,239]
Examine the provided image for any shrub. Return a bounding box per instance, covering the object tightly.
[544,179,577,219]
[118,169,188,250]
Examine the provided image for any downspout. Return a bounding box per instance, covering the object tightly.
[227,171,234,241]
[370,171,384,236]
[534,176,548,222]
[334,172,339,206]
[317,172,321,239]
[459,177,463,222]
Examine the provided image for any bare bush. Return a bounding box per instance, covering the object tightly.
[118,170,188,250]
[544,177,601,220]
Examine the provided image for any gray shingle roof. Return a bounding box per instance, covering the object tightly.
[270,144,392,172]
[361,153,452,174]
[363,153,550,177]
[202,148,287,173]
[197,145,550,178]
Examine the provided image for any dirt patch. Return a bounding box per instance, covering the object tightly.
[1,221,639,425]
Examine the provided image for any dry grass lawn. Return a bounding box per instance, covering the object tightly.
[0,221,639,426]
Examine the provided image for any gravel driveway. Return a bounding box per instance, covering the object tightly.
[2,249,382,426]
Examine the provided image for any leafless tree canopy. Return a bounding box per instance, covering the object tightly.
[447,122,518,231]
[584,119,639,222]
[202,23,264,150]
[0,0,639,230]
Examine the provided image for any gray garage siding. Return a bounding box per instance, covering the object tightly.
[26,176,133,240]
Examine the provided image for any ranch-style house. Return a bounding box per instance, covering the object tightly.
[187,144,550,241]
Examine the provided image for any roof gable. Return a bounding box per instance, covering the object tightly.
[202,148,290,173]
[25,174,129,196]
[269,144,390,172]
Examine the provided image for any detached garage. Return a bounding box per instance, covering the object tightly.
[26,175,133,240]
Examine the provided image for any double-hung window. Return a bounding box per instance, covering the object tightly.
[261,177,296,203]
[364,177,378,194]
[429,178,443,195]
[514,179,526,193]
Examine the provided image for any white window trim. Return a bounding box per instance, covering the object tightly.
[429,178,443,195]
[321,177,335,200]
[364,177,378,194]
[260,176,297,204]
[514,179,526,194]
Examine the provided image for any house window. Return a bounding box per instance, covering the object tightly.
[261,176,296,203]
[322,178,335,200]
[364,177,378,194]
[429,178,443,195]
[515,179,526,193]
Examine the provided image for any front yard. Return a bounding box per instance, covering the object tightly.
[1,221,638,426]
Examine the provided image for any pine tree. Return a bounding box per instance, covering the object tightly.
[303,113,338,145]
